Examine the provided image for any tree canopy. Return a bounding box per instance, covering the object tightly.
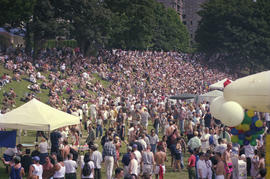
[196,0,270,73]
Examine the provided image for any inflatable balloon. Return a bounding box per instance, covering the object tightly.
[210,96,226,121]
[255,120,263,128]
[244,140,250,145]
[219,101,244,127]
[242,124,250,132]
[238,139,244,145]
[231,128,238,135]
[231,135,239,143]
[250,139,257,146]
[247,110,255,117]
[223,71,270,113]
[242,113,252,124]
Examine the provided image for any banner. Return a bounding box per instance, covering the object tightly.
[0,130,16,148]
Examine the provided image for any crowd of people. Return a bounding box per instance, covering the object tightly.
[0,47,268,179]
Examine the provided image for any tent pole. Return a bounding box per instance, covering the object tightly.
[18,129,21,144]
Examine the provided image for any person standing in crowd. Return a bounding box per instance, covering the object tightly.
[251,150,259,179]
[50,130,62,155]
[224,143,233,179]
[53,154,66,179]
[244,144,255,177]
[238,154,247,179]
[42,156,54,179]
[197,153,207,179]
[215,152,226,179]
[154,145,166,179]
[96,112,103,139]
[201,128,211,153]
[28,156,43,179]
[205,153,212,179]
[81,153,95,179]
[132,144,142,176]
[128,152,139,178]
[204,110,212,129]
[187,131,201,151]
[141,108,151,129]
[142,145,155,177]
[64,154,77,179]
[122,146,132,177]
[91,144,102,179]
[103,136,116,179]
[39,138,48,165]
[187,149,196,179]
[9,156,25,179]
[149,129,159,153]
[86,124,96,148]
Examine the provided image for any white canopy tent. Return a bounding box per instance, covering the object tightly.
[198,90,223,103]
[0,98,80,131]
[209,78,233,90]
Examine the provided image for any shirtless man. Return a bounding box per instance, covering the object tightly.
[154,145,166,179]
[224,143,233,179]
[61,140,70,161]
[215,152,226,179]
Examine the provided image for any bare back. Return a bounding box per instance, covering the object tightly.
[155,151,166,165]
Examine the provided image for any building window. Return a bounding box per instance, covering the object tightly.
[182,14,186,19]
[190,34,193,38]
[183,21,186,25]
[190,21,193,25]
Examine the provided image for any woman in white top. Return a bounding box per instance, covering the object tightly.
[81,153,95,179]
[29,156,43,179]
[52,154,66,179]
[128,152,138,177]
[39,138,48,165]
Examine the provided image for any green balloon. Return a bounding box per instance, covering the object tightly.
[250,139,257,146]
[238,139,244,145]
[242,114,252,124]
[256,130,264,135]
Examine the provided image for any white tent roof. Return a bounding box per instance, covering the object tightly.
[209,78,232,90]
[198,90,223,103]
[0,98,80,131]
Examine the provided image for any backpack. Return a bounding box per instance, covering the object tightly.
[82,163,91,176]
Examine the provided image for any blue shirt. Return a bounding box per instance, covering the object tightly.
[102,141,116,161]
[122,152,131,166]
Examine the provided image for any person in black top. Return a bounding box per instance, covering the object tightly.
[204,110,212,128]
[50,130,62,155]
[21,149,32,174]
[31,145,40,157]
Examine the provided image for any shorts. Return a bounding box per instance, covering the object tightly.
[155,165,165,175]
[225,162,233,174]
[142,164,153,175]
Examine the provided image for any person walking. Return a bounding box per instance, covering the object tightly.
[103,136,117,179]
[64,154,77,179]
[91,144,102,179]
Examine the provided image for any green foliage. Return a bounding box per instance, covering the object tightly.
[196,0,270,72]
[43,40,77,48]
[0,0,36,27]
[107,0,190,52]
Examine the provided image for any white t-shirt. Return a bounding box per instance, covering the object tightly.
[64,159,77,173]
[238,160,247,179]
[91,151,103,169]
[201,133,211,151]
[129,159,138,176]
[39,142,48,153]
[197,159,207,178]
[81,161,94,178]
[134,150,142,164]
[32,164,43,179]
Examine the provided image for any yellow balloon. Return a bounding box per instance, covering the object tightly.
[231,135,239,143]
[242,124,250,131]
[247,110,255,117]
[255,120,263,128]
[235,125,242,130]
[246,136,252,141]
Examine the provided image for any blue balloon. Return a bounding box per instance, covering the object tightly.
[252,116,259,124]
[239,134,245,140]
[244,140,249,145]
[231,128,238,135]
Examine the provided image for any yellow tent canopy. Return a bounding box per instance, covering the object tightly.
[0,98,80,131]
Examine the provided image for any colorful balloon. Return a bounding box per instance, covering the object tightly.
[231,135,239,143]
[219,101,244,127]
[238,139,244,145]
[250,139,257,146]
[247,110,255,117]
[231,128,238,135]
[242,113,252,124]
[255,120,263,128]
[242,124,250,131]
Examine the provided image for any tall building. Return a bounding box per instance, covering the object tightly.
[157,0,208,43]
[182,0,208,42]
[156,0,184,20]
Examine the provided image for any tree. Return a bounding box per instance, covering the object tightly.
[196,0,270,73]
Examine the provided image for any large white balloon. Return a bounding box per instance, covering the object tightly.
[224,70,270,112]
[219,101,244,127]
[210,96,226,121]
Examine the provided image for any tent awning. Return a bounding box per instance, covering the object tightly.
[0,98,80,131]
[169,93,196,100]
[197,90,223,103]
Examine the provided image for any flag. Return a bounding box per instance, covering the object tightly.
[0,130,17,148]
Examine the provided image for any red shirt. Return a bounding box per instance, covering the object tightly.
[188,154,196,167]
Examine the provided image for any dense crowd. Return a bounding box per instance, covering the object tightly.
[0,47,268,179]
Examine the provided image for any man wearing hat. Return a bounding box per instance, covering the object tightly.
[28,156,43,179]
[91,144,102,179]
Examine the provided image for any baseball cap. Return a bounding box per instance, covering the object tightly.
[132,144,138,148]
[32,156,40,161]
